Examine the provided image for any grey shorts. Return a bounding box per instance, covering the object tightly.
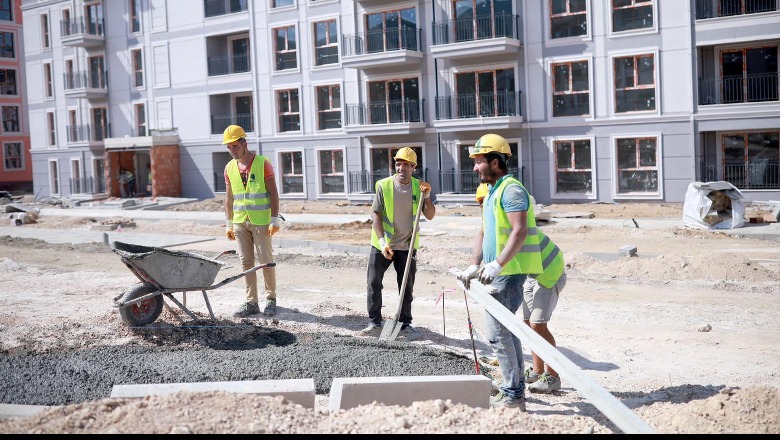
[521,273,566,324]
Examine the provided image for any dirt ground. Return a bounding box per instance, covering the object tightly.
[1,198,779,433]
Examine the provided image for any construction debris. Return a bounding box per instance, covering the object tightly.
[619,245,638,257]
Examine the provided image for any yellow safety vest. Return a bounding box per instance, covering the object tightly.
[535,229,565,288]
[490,176,543,275]
[227,156,271,225]
[370,176,421,251]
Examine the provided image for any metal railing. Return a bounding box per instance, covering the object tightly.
[347,169,427,194]
[345,99,425,126]
[60,17,104,38]
[66,125,91,143]
[698,73,779,105]
[695,0,778,19]
[702,163,780,189]
[435,91,522,120]
[211,113,253,134]
[69,175,106,195]
[342,28,422,57]
[213,172,227,192]
[204,0,248,17]
[207,54,250,76]
[432,13,519,45]
[63,71,108,90]
[438,167,523,194]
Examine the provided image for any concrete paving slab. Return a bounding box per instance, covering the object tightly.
[0,226,215,248]
[0,403,53,419]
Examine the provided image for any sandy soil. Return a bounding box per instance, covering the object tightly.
[1,199,779,433]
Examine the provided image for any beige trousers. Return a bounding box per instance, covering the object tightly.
[234,221,276,304]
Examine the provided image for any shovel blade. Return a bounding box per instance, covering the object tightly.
[379,317,403,341]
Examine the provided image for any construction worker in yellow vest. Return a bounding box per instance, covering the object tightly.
[360,147,435,338]
[222,124,281,318]
[458,133,544,412]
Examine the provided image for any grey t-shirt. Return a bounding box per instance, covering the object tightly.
[373,178,414,250]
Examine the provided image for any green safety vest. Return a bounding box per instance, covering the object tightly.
[370,176,422,251]
[227,155,271,225]
[534,229,565,288]
[489,176,543,275]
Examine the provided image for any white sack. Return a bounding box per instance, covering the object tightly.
[682,181,745,230]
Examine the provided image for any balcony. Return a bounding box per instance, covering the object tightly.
[207,54,250,76]
[66,124,111,144]
[702,162,780,189]
[60,18,105,48]
[347,169,426,194]
[698,73,779,105]
[695,0,778,19]
[69,175,106,195]
[204,0,248,18]
[431,14,521,60]
[437,167,523,194]
[433,91,523,132]
[63,71,108,101]
[341,28,423,69]
[344,99,426,135]
[210,113,253,135]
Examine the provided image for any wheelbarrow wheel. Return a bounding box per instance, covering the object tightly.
[118,282,163,326]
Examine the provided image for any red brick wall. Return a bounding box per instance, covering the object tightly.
[150,145,181,197]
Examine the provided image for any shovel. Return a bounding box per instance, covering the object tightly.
[379,192,426,341]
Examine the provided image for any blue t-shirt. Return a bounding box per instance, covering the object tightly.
[482,176,529,264]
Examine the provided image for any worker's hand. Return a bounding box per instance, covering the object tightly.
[379,237,394,260]
[419,181,431,199]
[477,261,502,285]
[225,221,235,241]
[268,216,281,236]
[458,264,480,290]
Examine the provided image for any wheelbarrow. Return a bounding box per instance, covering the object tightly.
[111,241,276,326]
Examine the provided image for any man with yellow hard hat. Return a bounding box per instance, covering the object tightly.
[361,147,435,338]
[222,124,281,318]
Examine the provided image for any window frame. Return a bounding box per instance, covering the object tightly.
[3,141,24,172]
[49,159,61,196]
[275,87,302,134]
[277,150,306,197]
[131,48,144,88]
[0,67,17,96]
[135,102,147,136]
[1,105,20,134]
[272,24,299,73]
[271,0,296,10]
[46,111,57,147]
[549,56,592,118]
[41,13,51,50]
[316,147,346,196]
[315,83,342,131]
[610,133,663,199]
[549,136,597,200]
[0,30,15,59]
[312,18,339,67]
[609,0,657,36]
[610,50,659,116]
[129,0,142,33]
[43,62,54,99]
[0,0,12,22]
[548,0,590,41]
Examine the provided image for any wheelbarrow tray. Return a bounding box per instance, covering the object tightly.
[111,241,224,290]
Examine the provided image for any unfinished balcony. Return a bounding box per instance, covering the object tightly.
[206,33,251,77]
[63,71,108,101]
[341,28,423,70]
[60,18,105,48]
[698,73,779,106]
[431,14,521,60]
[344,99,426,135]
[66,124,111,146]
[204,0,248,18]
[433,91,523,132]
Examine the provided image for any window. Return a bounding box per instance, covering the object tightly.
[129,0,141,33]
[612,0,653,32]
[47,112,56,146]
[0,0,11,21]
[273,0,295,8]
[455,68,516,118]
[551,0,587,38]
[204,0,248,17]
[67,109,79,142]
[313,19,338,66]
[93,108,108,141]
[131,49,144,87]
[555,139,593,193]
[227,35,250,74]
[614,54,655,113]
[722,131,779,189]
[3,142,22,171]
[277,89,300,132]
[49,160,60,195]
[280,151,304,194]
[0,31,14,58]
[365,7,418,52]
[135,103,147,136]
[44,63,53,98]
[616,137,658,194]
[458,141,518,192]
[41,14,51,49]
[367,78,420,124]
[316,85,341,130]
[371,147,425,180]
[274,25,297,71]
[89,55,107,89]
[2,106,19,133]
[319,149,344,193]
[720,47,778,104]
[552,60,589,116]
[0,69,16,95]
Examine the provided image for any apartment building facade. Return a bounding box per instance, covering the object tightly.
[0,0,31,193]
[20,0,780,204]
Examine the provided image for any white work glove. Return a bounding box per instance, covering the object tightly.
[478,261,503,285]
[419,181,431,199]
[268,216,281,236]
[379,237,394,260]
[225,220,235,241]
[458,264,480,290]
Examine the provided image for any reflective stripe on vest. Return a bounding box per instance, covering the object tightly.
[227,156,271,225]
[370,176,421,251]
[490,176,544,275]
[535,229,565,288]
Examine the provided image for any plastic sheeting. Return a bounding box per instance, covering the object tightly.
[682,181,745,230]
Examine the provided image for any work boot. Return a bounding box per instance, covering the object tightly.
[525,368,541,384]
[359,322,382,336]
[399,323,419,340]
[263,299,277,317]
[490,390,526,412]
[528,373,561,394]
[233,302,260,318]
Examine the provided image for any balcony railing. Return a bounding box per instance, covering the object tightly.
[438,167,523,194]
[211,113,253,135]
[60,17,104,38]
[63,71,108,90]
[342,28,422,56]
[347,169,426,194]
[345,99,425,126]
[213,172,227,192]
[207,54,250,76]
[695,0,778,19]
[432,13,519,45]
[698,73,779,105]
[66,125,91,143]
[435,91,522,120]
[69,176,106,195]
[204,0,248,17]
[702,163,780,189]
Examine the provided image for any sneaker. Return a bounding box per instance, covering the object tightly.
[359,322,382,336]
[525,368,541,384]
[490,390,526,412]
[399,323,419,339]
[528,372,561,394]
[233,302,260,318]
[263,299,277,316]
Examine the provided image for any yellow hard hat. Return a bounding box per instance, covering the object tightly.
[393,147,417,166]
[475,183,489,204]
[222,125,246,145]
[469,134,512,158]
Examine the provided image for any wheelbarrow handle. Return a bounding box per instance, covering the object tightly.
[208,262,277,291]
[212,250,237,260]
